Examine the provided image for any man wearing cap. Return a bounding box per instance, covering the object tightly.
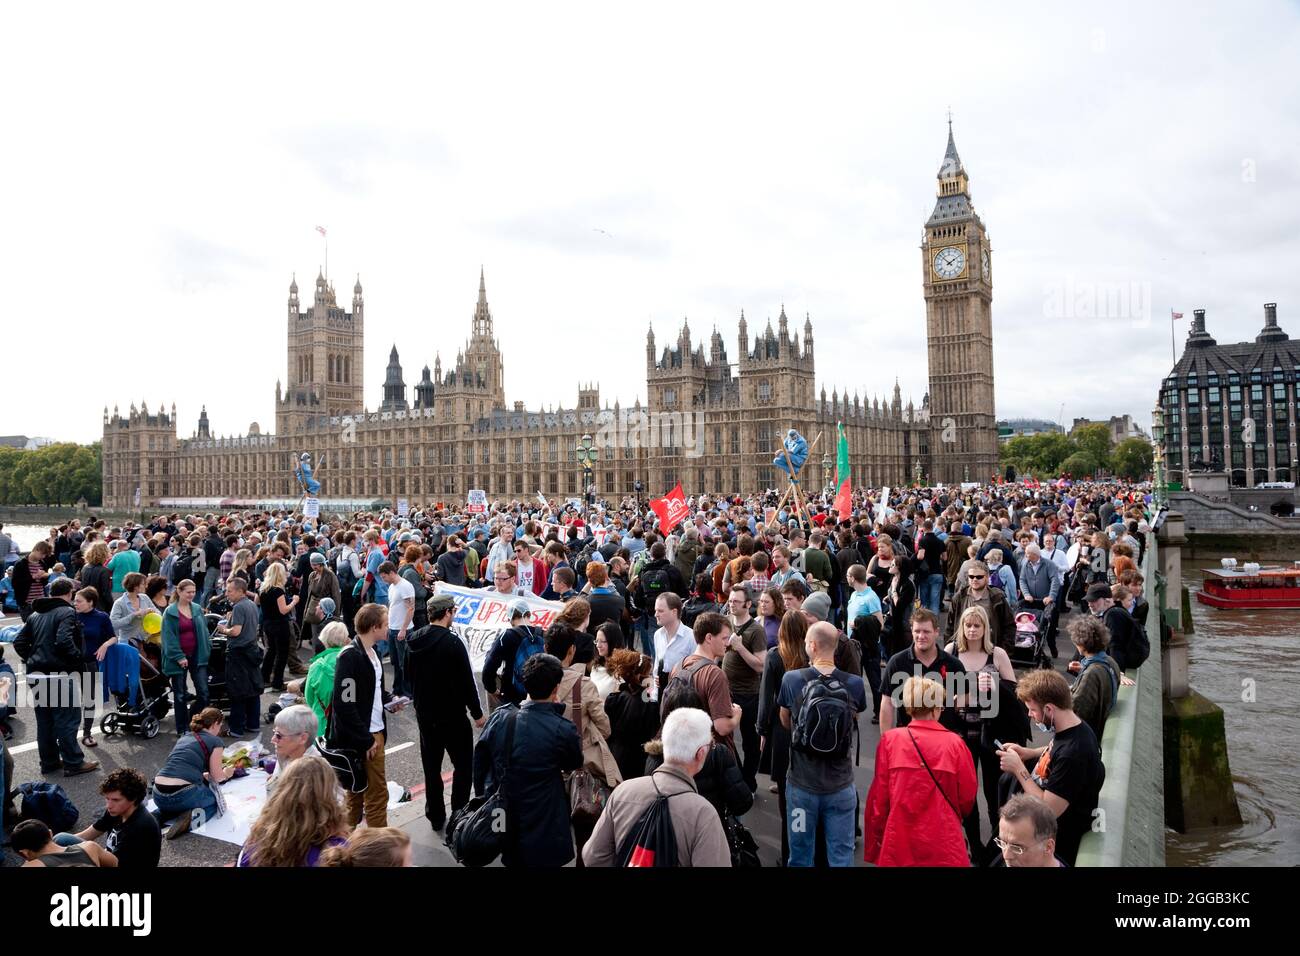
[1080,583,1148,672]
[407,593,485,830]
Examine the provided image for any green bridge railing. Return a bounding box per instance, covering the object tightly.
[1074,525,1166,866]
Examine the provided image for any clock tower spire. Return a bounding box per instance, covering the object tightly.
[922,118,997,484]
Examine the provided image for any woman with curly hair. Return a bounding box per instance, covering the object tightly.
[602,648,659,782]
[237,756,348,867]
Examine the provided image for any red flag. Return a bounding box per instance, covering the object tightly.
[649,483,689,533]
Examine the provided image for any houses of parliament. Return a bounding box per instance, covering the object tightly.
[101,124,999,511]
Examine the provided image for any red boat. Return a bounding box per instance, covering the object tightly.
[1197,567,1300,609]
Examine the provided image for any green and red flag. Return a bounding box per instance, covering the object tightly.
[833,421,852,520]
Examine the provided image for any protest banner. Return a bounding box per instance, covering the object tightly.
[432,582,565,675]
[303,497,320,519]
[467,489,487,514]
[397,497,410,517]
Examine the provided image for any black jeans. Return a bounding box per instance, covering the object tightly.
[417,710,472,823]
[734,692,761,791]
[961,734,1001,856]
[261,627,291,688]
[227,695,260,735]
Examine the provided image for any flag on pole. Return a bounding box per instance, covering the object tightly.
[1171,311,1184,320]
[649,483,689,533]
[315,225,327,237]
[833,421,852,521]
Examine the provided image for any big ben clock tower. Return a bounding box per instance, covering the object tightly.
[923,120,998,485]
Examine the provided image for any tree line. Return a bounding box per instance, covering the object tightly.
[0,442,102,507]
[999,422,1153,480]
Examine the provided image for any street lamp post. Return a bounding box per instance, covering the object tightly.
[576,433,596,513]
[822,451,832,499]
[1150,407,1166,511]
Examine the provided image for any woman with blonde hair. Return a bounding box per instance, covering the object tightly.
[77,541,114,613]
[237,756,348,867]
[864,675,977,867]
[757,609,809,863]
[319,826,413,867]
[228,548,253,585]
[945,604,1018,851]
[258,561,298,690]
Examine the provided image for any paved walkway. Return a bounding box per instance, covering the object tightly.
[3,605,1076,867]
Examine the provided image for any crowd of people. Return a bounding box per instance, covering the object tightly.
[0,477,1154,867]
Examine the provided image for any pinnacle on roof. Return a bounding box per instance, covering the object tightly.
[289,273,298,293]
[939,116,965,178]
[354,274,362,295]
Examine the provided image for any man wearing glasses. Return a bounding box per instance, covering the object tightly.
[995,795,1067,867]
[489,561,528,597]
[944,560,1015,653]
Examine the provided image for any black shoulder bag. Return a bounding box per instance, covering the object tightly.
[447,708,518,867]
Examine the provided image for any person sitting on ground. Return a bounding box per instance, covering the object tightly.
[12,818,117,867]
[58,768,160,869]
[319,826,414,867]
[266,704,323,796]
[583,706,732,867]
[237,756,349,867]
[152,706,236,840]
[996,794,1067,867]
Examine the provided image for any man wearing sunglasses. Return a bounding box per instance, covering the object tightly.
[945,560,1015,652]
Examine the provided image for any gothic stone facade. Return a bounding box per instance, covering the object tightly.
[102,127,998,510]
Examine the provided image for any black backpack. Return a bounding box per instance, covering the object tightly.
[615,776,680,867]
[640,564,672,605]
[172,549,196,586]
[791,670,856,761]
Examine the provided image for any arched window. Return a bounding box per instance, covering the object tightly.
[328,355,335,382]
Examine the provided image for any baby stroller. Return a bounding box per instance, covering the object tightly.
[99,642,172,740]
[205,620,231,709]
[1010,609,1053,670]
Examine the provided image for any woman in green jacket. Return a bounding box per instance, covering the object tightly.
[291,620,348,733]
[161,580,212,735]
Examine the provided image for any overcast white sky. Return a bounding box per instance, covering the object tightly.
[2,1,1298,446]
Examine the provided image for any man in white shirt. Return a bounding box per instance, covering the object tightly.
[1042,533,1069,574]
[651,592,695,702]
[380,561,415,698]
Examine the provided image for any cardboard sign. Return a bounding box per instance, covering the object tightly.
[468,489,488,514]
[303,497,320,518]
[396,497,410,517]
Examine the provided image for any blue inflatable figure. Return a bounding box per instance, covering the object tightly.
[773,429,809,480]
[294,452,322,496]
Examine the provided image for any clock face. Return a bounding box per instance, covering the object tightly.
[981,249,990,278]
[933,246,965,279]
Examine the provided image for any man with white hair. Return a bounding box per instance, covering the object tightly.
[582,707,731,867]
[266,704,322,795]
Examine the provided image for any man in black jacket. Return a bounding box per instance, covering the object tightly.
[328,603,406,828]
[472,653,583,867]
[407,593,484,831]
[13,578,100,777]
[631,542,688,614]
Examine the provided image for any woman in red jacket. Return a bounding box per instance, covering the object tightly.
[864,675,977,866]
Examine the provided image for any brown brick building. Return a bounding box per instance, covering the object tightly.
[102,126,998,510]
